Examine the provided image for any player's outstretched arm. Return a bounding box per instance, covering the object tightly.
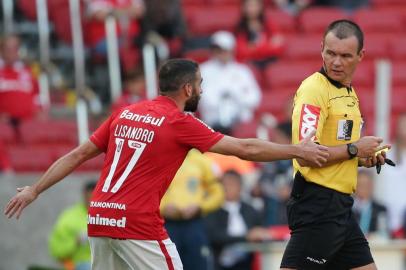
[4,140,102,219]
[209,130,329,166]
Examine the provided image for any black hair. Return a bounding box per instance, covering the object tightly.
[324,19,364,53]
[158,59,199,93]
[222,169,243,184]
[236,0,266,37]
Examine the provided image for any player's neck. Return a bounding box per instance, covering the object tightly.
[160,94,185,111]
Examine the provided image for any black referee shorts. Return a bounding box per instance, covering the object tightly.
[280,172,374,270]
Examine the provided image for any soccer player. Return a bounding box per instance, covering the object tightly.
[5,59,328,270]
[280,20,390,270]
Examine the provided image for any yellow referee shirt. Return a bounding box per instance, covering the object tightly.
[292,68,363,194]
[160,149,224,217]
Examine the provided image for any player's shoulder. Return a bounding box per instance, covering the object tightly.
[297,71,330,97]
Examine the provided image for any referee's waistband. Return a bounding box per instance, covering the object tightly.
[291,172,351,199]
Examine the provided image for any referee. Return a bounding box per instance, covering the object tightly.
[280,20,391,270]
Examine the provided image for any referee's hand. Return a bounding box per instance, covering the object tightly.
[354,136,390,158]
[298,130,329,167]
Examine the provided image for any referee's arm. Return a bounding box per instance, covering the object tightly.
[297,136,388,168]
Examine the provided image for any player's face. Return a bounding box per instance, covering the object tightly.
[321,32,364,86]
[184,71,203,112]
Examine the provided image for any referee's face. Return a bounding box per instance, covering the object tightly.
[321,32,365,87]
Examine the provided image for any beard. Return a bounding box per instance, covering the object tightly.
[184,91,200,112]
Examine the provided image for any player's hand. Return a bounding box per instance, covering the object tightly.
[162,204,180,219]
[4,186,38,219]
[359,149,387,168]
[246,227,271,242]
[181,205,201,220]
[354,136,389,158]
[297,130,329,167]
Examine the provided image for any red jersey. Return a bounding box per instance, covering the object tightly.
[236,19,285,62]
[88,96,223,240]
[0,60,39,118]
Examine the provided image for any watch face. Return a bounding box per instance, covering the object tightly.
[349,144,357,155]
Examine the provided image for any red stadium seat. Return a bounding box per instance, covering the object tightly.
[298,7,348,34]
[392,87,406,114]
[362,34,391,61]
[0,123,15,144]
[390,37,406,60]
[352,61,374,88]
[186,6,240,36]
[392,61,406,87]
[265,8,297,34]
[207,0,239,6]
[257,89,296,120]
[284,34,322,61]
[17,0,38,20]
[9,146,54,172]
[354,9,403,34]
[264,61,319,90]
[19,119,78,145]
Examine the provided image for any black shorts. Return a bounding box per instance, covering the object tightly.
[280,173,374,270]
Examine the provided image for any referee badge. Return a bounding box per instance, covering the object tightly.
[337,120,353,141]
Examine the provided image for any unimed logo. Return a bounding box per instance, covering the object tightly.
[299,104,320,140]
[88,214,126,228]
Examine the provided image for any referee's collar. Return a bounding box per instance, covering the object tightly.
[318,67,352,93]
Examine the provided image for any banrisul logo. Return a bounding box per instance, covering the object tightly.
[120,110,165,126]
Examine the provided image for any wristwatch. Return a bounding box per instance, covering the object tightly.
[347,143,358,159]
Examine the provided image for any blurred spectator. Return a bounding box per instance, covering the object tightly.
[160,149,224,270]
[111,68,146,113]
[141,0,186,60]
[353,170,388,237]
[380,113,406,237]
[199,31,261,134]
[313,0,370,12]
[205,170,269,270]
[255,122,292,226]
[0,34,40,141]
[204,152,257,176]
[236,0,285,67]
[48,181,97,270]
[273,0,312,15]
[86,0,145,62]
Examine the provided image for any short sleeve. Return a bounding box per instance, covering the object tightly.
[175,114,224,153]
[292,76,329,145]
[89,115,113,152]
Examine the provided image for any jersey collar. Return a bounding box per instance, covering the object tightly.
[155,95,180,110]
[318,67,353,93]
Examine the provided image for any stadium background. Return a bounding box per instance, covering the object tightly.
[1,0,406,269]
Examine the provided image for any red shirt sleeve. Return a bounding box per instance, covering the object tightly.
[90,115,114,152]
[175,114,224,153]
